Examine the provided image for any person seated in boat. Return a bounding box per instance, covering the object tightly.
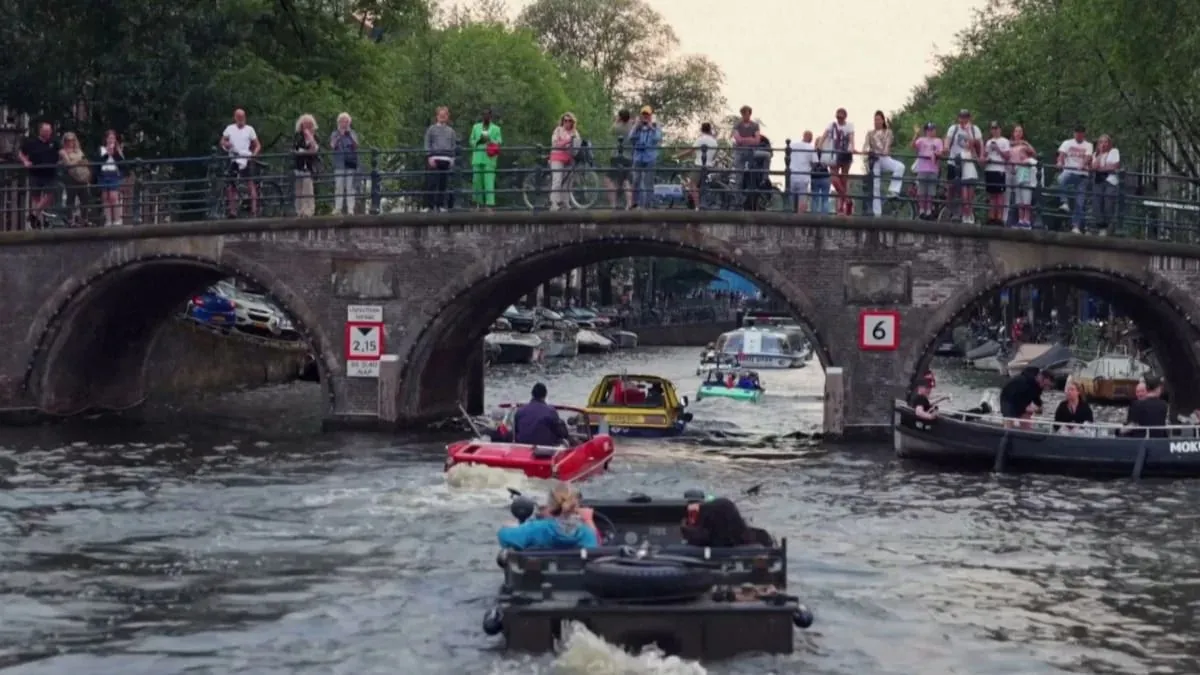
[681,497,774,548]
[748,372,762,390]
[908,375,938,421]
[497,482,599,550]
[646,382,665,405]
[735,372,755,389]
[513,383,571,446]
[725,372,737,388]
[999,367,1052,428]
[607,377,626,404]
[1053,380,1094,433]
[1121,374,1168,439]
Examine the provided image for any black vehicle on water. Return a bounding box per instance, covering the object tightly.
[483,491,813,659]
[893,400,1200,479]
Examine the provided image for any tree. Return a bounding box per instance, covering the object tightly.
[517,0,725,129]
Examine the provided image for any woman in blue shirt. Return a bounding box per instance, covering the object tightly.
[497,483,599,550]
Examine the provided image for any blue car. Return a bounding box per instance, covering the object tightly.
[186,287,237,327]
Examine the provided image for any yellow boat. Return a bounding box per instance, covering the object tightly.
[584,373,693,437]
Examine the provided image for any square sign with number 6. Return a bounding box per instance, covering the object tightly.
[858,310,900,351]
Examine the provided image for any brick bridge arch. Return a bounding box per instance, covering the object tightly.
[901,264,1200,411]
[395,225,831,419]
[25,250,340,415]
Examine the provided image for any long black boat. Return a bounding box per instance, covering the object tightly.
[893,400,1200,478]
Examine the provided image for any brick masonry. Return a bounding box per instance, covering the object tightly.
[3,211,1200,433]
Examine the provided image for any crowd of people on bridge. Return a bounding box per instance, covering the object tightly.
[6,105,1126,232]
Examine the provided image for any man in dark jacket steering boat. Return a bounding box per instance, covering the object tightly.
[513,383,571,446]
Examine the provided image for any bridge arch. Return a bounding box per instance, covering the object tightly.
[396,226,831,418]
[25,250,340,415]
[902,265,1200,409]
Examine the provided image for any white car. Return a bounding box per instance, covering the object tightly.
[214,281,282,336]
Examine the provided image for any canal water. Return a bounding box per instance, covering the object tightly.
[1,348,1197,674]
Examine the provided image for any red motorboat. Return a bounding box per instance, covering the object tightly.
[444,405,615,482]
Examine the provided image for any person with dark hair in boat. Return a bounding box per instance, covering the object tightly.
[908,376,938,421]
[1121,374,1168,438]
[681,497,774,547]
[513,382,571,446]
[999,367,1052,427]
[1053,380,1094,433]
[497,483,599,550]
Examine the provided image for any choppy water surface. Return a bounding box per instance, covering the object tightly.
[1,348,1198,674]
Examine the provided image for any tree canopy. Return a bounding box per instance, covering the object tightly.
[889,0,1200,182]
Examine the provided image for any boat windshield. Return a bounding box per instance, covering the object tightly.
[720,331,792,354]
[598,377,669,407]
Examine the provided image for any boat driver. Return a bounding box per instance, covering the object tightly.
[999,367,1052,428]
[908,376,938,421]
[1121,374,1168,438]
[513,383,572,446]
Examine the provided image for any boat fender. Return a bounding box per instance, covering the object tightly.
[496,550,509,568]
[704,547,711,561]
[792,605,815,629]
[482,607,504,636]
[511,496,537,523]
[582,557,715,602]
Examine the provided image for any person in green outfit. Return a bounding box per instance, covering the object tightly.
[469,108,502,209]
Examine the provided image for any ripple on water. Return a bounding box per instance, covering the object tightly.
[0,348,1198,674]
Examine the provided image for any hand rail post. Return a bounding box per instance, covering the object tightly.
[370,148,381,215]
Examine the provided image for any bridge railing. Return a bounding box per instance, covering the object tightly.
[1,144,1197,242]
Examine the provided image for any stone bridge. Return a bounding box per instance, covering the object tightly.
[3,210,1200,437]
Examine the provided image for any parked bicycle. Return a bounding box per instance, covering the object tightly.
[206,149,285,219]
[521,141,602,210]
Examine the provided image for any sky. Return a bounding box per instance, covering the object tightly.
[502,0,989,140]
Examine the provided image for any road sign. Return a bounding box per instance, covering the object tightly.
[347,305,383,323]
[345,322,384,359]
[858,310,900,351]
[347,360,381,377]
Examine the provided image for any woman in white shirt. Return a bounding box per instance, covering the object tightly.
[1090,135,1120,235]
[863,111,905,217]
[677,122,719,210]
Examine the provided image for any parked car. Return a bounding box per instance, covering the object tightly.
[268,300,300,340]
[503,305,536,332]
[561,307,610,329]
[215,280,283,337]
[186,287,237,328]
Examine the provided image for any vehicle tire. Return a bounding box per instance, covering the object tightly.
[569,169,602,209]
[522,170,551,210]
[582,556,714,602]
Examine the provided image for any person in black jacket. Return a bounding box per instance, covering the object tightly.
[999,367,1052,427]
[1122,374,1169,438]
[1053,380,1094,432]
[681,497,774,547]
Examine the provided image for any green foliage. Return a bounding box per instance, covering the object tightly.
[890,0,1200,178]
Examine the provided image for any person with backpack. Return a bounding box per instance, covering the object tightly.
[943,109,983,224]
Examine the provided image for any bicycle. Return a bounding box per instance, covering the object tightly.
[206,151,285,219]
[693,168,785,211]
[521,141,602,210]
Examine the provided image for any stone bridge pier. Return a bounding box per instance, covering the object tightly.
[0,211,1199,437]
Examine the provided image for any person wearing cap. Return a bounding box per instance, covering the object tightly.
[983,122,1012,225]
[513,382,571,446]
[1122,374,1168,438]
[911,122,943,219]
[628,105,662,209]
[908,375,938,422]
[549,112,580,210]
[1056,124,1093,233]
[469,108,502,210]
[999,367,1052,428]
[943,109,982,224]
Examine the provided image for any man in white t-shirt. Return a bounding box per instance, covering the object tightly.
[677,122,719,210]
[1056,124,1093,233]
[943,110,983,224]
[788,131,817,213]
[220,108,261,217]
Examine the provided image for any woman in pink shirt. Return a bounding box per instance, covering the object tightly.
[549,113,579,210]
[911,122,943,220]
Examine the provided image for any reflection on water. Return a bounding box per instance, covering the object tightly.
[0,348,1196,674]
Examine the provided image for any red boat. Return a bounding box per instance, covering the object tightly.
[444,405,615,482]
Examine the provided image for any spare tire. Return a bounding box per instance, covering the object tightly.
[583,557,714,602]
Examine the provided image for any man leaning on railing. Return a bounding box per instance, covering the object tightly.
[18,122,59,228]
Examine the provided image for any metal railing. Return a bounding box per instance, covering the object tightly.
[3,143,1199,242]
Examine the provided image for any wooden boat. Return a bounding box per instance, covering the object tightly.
[1066,352,1152,403]
[445,405,614,481]
[695,367,764,402]
[893,400,1200,478]
[584,373,693,437]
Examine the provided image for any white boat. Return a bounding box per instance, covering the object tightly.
[577,329,614,353]
[713,326,806,369]
[603,329,639,349]
[1066,352,1153,402]
[484,332,544,364]
[535,327,579,358]
[1004,343,1055,376]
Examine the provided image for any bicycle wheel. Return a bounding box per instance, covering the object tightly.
[257,181,285,217]
[569,168,602,209]
[882,193,915,220]
[522,169,551,210]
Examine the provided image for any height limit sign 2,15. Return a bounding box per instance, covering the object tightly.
[858,310,899,351]
[345,320,385,377]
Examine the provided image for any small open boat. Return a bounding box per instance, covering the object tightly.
[893,399,1200,478]
[1067,352,1153,403]
[695,367,764,403]
[445,405,614,481]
